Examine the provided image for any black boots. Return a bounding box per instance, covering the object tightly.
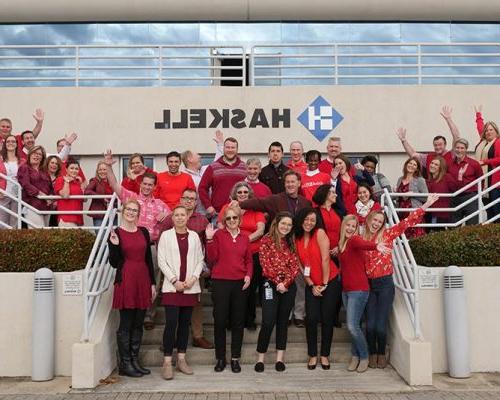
[117,331,142,378]
[130,327,151,375]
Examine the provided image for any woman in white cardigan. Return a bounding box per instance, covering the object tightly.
[157,205,204,381]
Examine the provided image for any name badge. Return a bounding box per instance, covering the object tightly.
[265,286,273,300]
[304,266,311,277]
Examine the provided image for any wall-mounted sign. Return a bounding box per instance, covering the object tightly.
[419,267,439,290]
[62,274,83,296]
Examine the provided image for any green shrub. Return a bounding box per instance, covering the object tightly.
[410,224,500,267]
[0,229,95,272]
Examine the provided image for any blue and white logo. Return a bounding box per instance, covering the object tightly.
[297,96,344,141]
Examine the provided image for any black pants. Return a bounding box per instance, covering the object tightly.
[212,279,248,360]
[366,276,395,355]
[305,278,342,357]
[451,193,479,225]
[118,308,146,336]
[246,253,263,325]
[256,281,297,353]
[162,305,193,356]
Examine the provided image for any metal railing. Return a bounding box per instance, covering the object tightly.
[0,45,246,86]
[3,43,500,86]
[380,165,500,339]
[251,42,500,85]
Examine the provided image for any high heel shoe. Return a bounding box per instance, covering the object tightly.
[320,357,330,370]
[307,357,317,370]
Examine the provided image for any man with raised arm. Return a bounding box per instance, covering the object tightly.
[103,149,170,329]
[0,109,44,156]
[396,106,461,174]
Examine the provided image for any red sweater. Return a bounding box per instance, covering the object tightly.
[121,167,156,194]
[154,171,196,209]
[54,176,84,225]
[318,206,342,249]
[247,180,272,198]
[206,228,253,280]
[259,235,300,288]
[338,235,377,292]
[301,171,331,202]
[199,157,247,212]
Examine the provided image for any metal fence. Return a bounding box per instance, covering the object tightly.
[3,43,500,86]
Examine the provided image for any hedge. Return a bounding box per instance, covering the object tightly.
[410,224,500,267]
[0,229,95,272]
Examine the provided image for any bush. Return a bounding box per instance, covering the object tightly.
[0,229,95,272]
[410,224,500,267]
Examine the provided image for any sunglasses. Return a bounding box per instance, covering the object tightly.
[236,190,249,195]
[225,216,239,221]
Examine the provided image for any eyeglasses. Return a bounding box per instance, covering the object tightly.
[181,196,197,202]
[225,216,239,221]
[236,190,249,195]
[124,207,139,214]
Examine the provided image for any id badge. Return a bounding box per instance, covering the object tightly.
[303,266,311,277]
[265,286,273,300]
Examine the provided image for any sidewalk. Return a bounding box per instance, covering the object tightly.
[1,369,500,399]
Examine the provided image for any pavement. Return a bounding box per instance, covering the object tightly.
[1,367,500,399]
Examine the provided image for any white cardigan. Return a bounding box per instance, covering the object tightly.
[157,228,204,294]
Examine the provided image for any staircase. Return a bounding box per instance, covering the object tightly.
[140,290,353,367]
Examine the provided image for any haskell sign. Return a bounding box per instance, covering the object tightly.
[154,97,343,141]
[154,108,291,129]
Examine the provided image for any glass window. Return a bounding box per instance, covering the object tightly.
[401,23,450,43]
[451,23,500,42]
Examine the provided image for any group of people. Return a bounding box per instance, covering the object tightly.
[0,105,498,379]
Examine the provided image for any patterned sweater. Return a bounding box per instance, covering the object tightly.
[259,235,300,288]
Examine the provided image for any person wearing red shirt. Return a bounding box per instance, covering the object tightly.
[287,141,308,176]
[474,106,500,222]
[426,156,454,226]
[155,151,196,210]
[338,215,390,373]
[255,212,300,373]
[121,153,157,194]
[301,150,333,203]
[53,158,85,227]
[0,109,44,156]
[245,158,272,199]
[333,154,374,215]
[354,182,382,229]
[447,139,483,225]
[84,161,114,229]
[295,207,341,371]
[218,182,265,330]
[206,206,253,373]
[362,195,438,369]
[17,145,53,228]
[199,136,247,218]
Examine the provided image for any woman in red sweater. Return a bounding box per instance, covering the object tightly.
[85,161,114,230]
[206,206,253,373]
[255,212,300,373]
[426,156,454,227]
[121,153,156,194]
[53,158,85,227]
[338,215,389,373]
[295,207,341,370]
[362,194,438,369]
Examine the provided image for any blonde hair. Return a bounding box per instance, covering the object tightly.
[121,199,141,216]
[338,215,359,253]
[222,205,241,227]
[362,211,386,243]
[482,121,500,140]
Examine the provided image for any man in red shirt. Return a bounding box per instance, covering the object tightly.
[396,106,460,175]
[199,136,247,218]
[447,138,483,225]
[0,109,44,157]
[245,158,272,199]
[287,141,308,176]
[154,151,196,210]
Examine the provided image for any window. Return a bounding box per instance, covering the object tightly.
[120,156,155,180]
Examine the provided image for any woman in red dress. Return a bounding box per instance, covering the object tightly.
[157,205,205,380]
[108,199,156,378]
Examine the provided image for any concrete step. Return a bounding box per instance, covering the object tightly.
[139,341,352,366]
[153,305,346,325]
[143,324,351,345]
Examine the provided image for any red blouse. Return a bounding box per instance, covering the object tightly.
[318,206,342,249]
[365,208,425,279]
[53,176,84,225]
[339,176,358,215]
[295,230,338,286]
[259,235,300,288]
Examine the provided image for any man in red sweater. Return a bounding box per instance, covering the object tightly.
[154,151,196,209]
[198,136,247,218]
[287,140,308,176]
[245,158,272,199]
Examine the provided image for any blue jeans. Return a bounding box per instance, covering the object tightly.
[366,275,395,355]
[342,291,369,359]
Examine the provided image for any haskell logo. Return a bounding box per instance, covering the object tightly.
[297,96,344,141]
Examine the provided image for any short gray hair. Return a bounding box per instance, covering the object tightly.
[230,181,254,200]
[246,158,262,167]
[454,138,469,149]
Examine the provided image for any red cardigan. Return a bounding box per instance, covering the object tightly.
[206,228,253,280]
[338,235,377,292]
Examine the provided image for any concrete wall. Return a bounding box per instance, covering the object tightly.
[0,271,84,377]
[0,0,499,22]
[0,85,492,187]
[419,267,500,373]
